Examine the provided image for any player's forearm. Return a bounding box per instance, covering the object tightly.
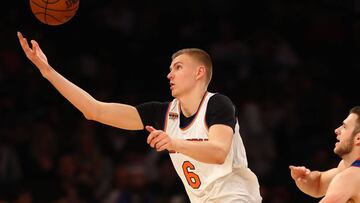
[43,67,99,119]
[174,139,229,164]
[295,170,323,198]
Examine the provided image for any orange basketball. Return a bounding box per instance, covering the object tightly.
[30,0,80,26]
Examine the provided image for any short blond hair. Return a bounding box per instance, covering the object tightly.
[172,48,213,86]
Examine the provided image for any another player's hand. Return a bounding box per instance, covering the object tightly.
[146,126,176,152]
[289,165,311,183]
[17,32,51,76]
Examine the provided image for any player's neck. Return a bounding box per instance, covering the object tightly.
[342,150,360,167]
[178,88,207,117]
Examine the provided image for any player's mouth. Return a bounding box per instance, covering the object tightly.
[170,82,174,90]
[335,137,340,146]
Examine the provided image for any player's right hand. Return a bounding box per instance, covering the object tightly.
[146,125,176,152]
[289,165,311,183]
[17,32,51,76]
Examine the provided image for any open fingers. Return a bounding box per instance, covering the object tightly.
[31,40,38,52]
[298,166,309,174]
[31,39,44,55]
[17,31,25,42]
[149,132,166,148]
[145,125,156,133]
[147,128,162,145]
[145,126,172,151]
[150,132,167,149]
[155,140,169,151]
[290,166,310,180]
[17,32,32,54]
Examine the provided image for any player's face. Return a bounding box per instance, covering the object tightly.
[334,113,358,157]
[167,54,199,98]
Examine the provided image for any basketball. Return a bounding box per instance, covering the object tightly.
[29,0,80,26]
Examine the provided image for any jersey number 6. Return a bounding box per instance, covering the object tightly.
[182,161,201,189]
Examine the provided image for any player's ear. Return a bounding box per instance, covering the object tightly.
[355,132,360,145]
[196,65,206,80]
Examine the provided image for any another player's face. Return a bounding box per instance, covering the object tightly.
[334,113,358,157]
[167,54,199,98]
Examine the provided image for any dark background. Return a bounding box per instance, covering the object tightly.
[1,0,360,202]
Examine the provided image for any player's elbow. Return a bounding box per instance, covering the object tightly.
[214,157,226,165]
[212,150,228,164]
[83,108,98,121]
[83,109,100,121]
[83,101,101,121]
[83,112,95,120]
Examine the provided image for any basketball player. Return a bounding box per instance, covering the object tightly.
[17,32,262,202]
[290,106,360,203]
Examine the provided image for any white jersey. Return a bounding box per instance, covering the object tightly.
[164,92,262,203]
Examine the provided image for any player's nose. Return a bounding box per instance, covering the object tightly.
[167,71,173,80]
[334,127,340,135]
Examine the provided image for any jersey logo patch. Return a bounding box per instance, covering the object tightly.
[169,112,179,120]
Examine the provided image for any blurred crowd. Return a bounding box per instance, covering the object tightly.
[1,0,360,202]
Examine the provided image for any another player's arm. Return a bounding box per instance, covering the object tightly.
[289,163,341,198]
[17,32,143,130]
[319,167,360,203]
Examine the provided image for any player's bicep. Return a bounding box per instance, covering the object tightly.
[318,168,339,196]
[208,124,233,154]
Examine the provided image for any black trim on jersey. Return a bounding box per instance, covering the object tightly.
[179,92,207,129]
[180,112,195,128]
[135,93,236,132]
[352,159,360,167]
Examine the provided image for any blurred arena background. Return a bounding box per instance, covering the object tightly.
[0,0,359,202]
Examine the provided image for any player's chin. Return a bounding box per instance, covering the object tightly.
[170,90,178,98]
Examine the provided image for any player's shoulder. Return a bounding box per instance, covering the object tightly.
[207,93,236,117]
[136,101,170,113]
[346,163,360,174]
[209,92,234,105]
[331,166,360,193]
[335,162,360,181]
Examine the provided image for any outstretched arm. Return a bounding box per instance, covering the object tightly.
[289,165,339,198]
[17,32,143,130]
